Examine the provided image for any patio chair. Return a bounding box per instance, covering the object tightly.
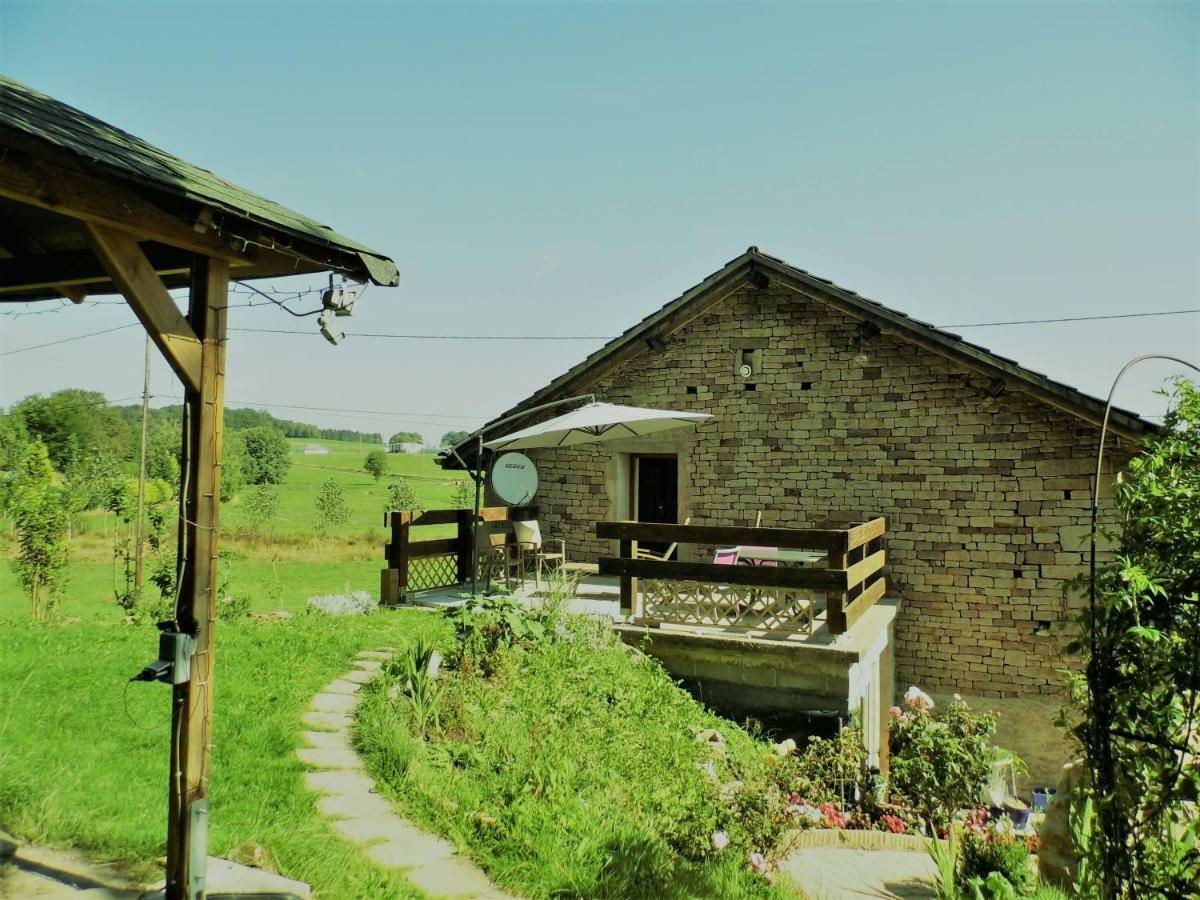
[713,547,740,565]
[512,519,566,591]
[478,530,524,590]
[634,517,691,562]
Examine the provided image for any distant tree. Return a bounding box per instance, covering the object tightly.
[440,430,471,447]
[9,440,70,622]
[221,430,248,501]
[13,389,133,469]
[63,442,121,530]
[146,423,181,484]
[242,426,291,485]
[388,432,423,446]
[241,483,280,536]
[0,413,31,513]
[385,479,421,514]
[314,478,350,532]
[364,450,388,482]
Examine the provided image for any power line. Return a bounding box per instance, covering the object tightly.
[944,309,1200,328]
[0,322,141,356]
[228,327,612,340]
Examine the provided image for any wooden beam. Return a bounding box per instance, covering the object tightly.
[85,223,202,393]
[597,520,849,552]
[165,255,229,900]
[0,135,256,265]
[0,221,88,303]
[598,556,851,590]
[0,245,192,294]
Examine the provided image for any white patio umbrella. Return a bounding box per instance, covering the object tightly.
[483,401,712,450]
[455,397,712,593]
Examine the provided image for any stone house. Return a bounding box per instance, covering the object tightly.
[443,248,1151,698]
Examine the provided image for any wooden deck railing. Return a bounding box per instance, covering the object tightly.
[380,505,536,604]
[595,517,886,635]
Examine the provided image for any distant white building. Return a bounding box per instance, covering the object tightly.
[388,442,426,454]
[299,444,331,455]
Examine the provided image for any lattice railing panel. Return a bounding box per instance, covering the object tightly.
[640,580,818,636]
[408,554,459,593]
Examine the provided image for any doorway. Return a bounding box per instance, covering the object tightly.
[632,454,679,558]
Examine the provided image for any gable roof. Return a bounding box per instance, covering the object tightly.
[441,247,1152,467]
[0,75,398,290]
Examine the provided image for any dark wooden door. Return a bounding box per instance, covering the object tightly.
[634,455,678,557]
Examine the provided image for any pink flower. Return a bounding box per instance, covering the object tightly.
[711,831,729,851]
[889,706,902,718]
[904,686,934,711]
[748,851,768,874]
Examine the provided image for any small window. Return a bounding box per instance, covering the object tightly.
[801,382,813,391]
[744,383,757,392]
[686,385,698,396]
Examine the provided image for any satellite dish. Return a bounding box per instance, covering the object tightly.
[490,452,539,505]
[738,363,754,378]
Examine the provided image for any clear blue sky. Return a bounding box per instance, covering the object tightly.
[1,0,1196,441]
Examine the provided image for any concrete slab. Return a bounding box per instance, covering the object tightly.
[317,791,395,820]
[364,829,456,869]
[333,815,409,844]
[780,847,936,899]
[406,856,501,898]
[301,710,353,730]
[300,729,352,751]
[296,746,363,770]
[304,769,378,797]
[342,668,376,684]
[352,659,383,672]
[324,678,362,695]
[309,692,359,715]
[357,650,393,660]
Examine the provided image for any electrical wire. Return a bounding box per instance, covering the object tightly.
[944,309,1200,329]
[228,327,614,340]
[0,322,141,355]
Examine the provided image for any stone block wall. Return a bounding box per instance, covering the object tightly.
[519,286,1133,697]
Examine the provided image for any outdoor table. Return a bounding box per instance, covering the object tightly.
[736,546,827,567]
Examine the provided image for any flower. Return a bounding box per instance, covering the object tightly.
[952,692,962,702]
[879,814,908,834]
[786,803,824,825]
[747,852,768,875]
[903,685,935,711]
[818,802,847,829]
[888,705,902,718]
[711,830,729,851]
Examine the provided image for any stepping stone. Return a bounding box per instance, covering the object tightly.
[301,711,352,731]
[296,746,362,770]
[352,659,383,672]
[317,791,395,820]
[342,668,376,684]
[407,857,502,897]
[301,730,351,751]
[324,678,361,695]
[333,815,406,844]
[364,827,456,869]
[357,650,392,660]
[305,769,378,797]
[309,693,359,715]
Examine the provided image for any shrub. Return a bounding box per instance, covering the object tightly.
[314,478,350,532]
[384,479,420,514]
[958,821,1033,894]
[9,440,70,622]
[450,479,473,509]
[446,594,545,673]
[364,449,388,482]
[241,484,280,536]
[889,690,1002,831]
[785,725,871,807]
[242,426,291,485]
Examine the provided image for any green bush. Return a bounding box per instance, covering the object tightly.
[889,690,1002,831]
[958,827,1032,894]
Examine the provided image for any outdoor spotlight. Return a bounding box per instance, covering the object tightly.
[318,308,345,346]
[322,283,359,317]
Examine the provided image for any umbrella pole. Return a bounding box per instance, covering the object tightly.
[470,433,483,595]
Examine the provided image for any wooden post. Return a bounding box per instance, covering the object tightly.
[618,538,633,617]
[396,515,411,603]
[165,255,228,900]
[826,543,849,634]
[455,508,473,583]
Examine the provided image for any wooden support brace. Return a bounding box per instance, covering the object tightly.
[85,222,203,394]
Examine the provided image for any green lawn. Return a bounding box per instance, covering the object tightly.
[0,611,449,898]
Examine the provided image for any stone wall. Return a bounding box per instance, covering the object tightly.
[519,286,1131,697]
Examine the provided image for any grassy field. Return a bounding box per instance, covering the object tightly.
[0,436,473,896]
[0,608,448,898]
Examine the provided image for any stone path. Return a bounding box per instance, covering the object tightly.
[780,846,936,899]
[300,647,517,900]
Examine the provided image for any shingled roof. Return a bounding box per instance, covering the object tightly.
[441,247,1152,467]
[0,75,398,293]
